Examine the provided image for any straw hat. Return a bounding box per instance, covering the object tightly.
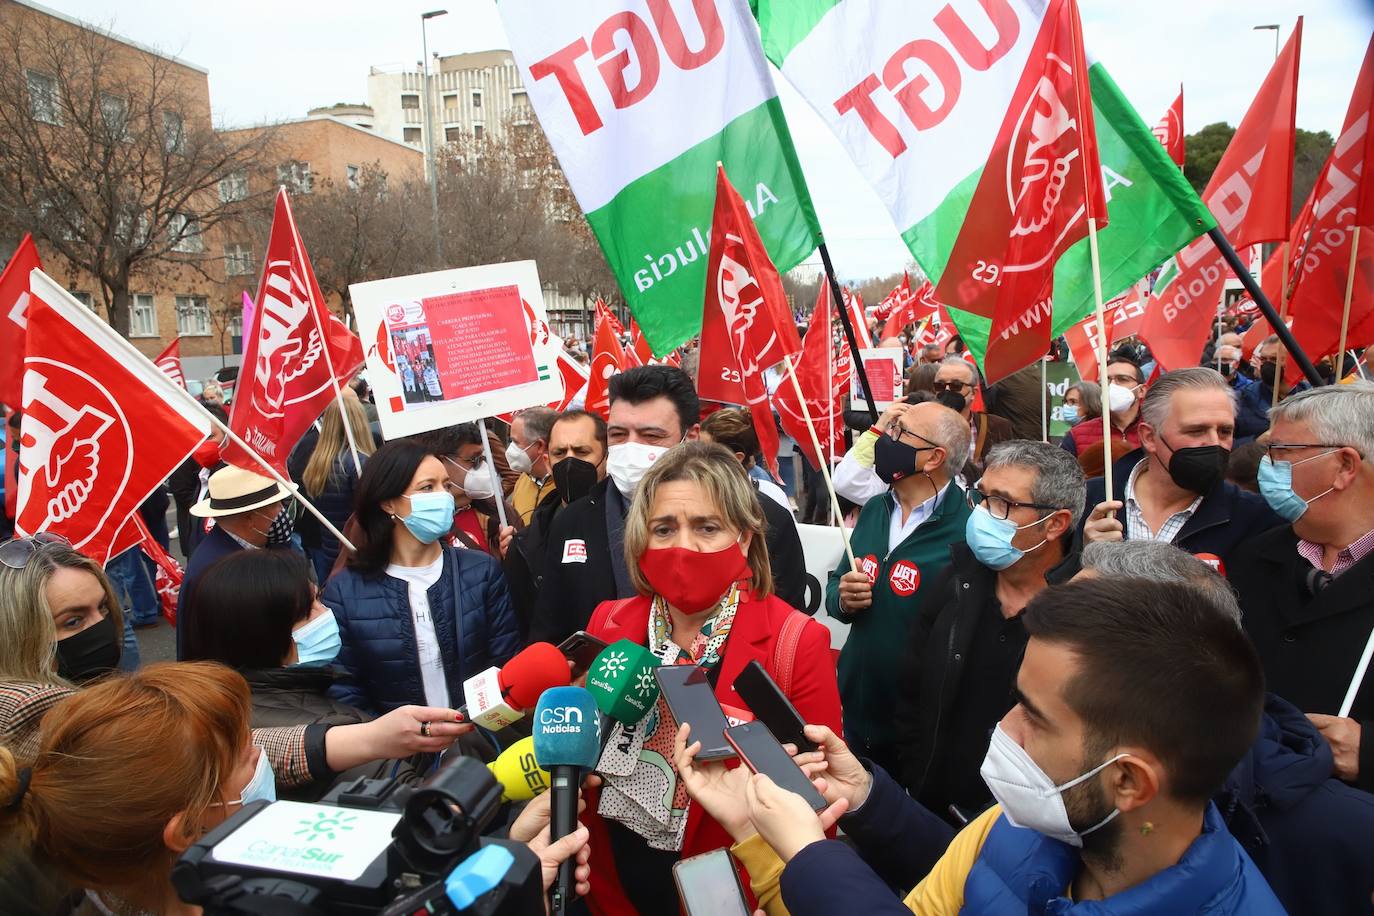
[190,466,289,518]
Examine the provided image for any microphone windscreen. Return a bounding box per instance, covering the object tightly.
[499,642,571,710]
[532,686,601,770]
[487,736,550,801]
[586,639,661,725]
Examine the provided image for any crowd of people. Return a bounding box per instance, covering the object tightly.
[0,320,1372,915]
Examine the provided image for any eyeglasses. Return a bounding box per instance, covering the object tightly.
[965,487,1060,521]
[0,532,73,570]
[1265,443,1356,464]
[1105,374,1140,387]
[931,380,972,394]
[444,454,484,471]
[887,423,938,451]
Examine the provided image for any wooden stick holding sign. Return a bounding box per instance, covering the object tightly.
[782,353,856,570]
[1335,226,1361,382]
[1087,217,1114,498]
[476,417,510,531]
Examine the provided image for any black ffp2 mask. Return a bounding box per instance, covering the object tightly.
[55,613,120,683]
[552,456,600,505]
[1163,438,1230,495]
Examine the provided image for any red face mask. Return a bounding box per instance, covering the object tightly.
[637,542,750,613]
[193,439,221,469]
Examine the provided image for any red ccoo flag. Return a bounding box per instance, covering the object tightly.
[1141,19,1301,372]
[934,0,1106,383]
[585,299,628,419]
[1153,87,1186,167]
[775,285,847,471]
[0,234,42,408]
[221,189,364,476]
[697,164,803,478]
[16,270,209,564]
[153,338,186,390]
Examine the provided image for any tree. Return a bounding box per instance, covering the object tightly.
[1183,122,1334,221]
[0,14,276,337]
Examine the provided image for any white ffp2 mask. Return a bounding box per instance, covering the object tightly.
[606,441,667,498]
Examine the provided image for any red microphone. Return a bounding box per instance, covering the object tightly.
[458,642,570,730]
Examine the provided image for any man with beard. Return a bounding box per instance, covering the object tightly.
[733,577,1284,915]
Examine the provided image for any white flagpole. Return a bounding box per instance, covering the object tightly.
[477,417,510,530]
[1088,218,1114,498]
[784,353,856,569]
[825,289,836,527]
[1340,622,1374,718]
[1335,226,1361,382]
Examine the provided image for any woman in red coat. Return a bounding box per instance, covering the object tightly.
[580,441,843,916]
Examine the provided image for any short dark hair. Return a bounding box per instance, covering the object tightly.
[608,365,700,435]
[417,423,482,457]
[553,409,607,451]
[182,550,313,668]
[1106,352,1144,383]
[1022,577,1264,805]
[350,439,434,576]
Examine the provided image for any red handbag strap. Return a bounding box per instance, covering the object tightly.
[770,611,808,696]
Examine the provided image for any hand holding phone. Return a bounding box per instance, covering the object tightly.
[556,631,610,679]
[655,665,735,761]
[724,722,827,812]
[672,849,751,916]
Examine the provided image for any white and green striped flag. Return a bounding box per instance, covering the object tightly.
[753,0,1214,365]
[500,0,820,354]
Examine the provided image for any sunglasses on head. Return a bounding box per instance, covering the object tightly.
[0,532,73,570]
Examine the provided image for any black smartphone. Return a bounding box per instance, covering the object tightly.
[672,849,751,916]
[733,659,816,752]
[556,631,609,679]
[655,665,735,761]
[723,721,828,812]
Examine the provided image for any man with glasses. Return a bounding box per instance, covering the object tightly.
[826,401,972,777]
[1061,354,1146,459]
[893,441,1085,823]
[1230,383,1374,792]
[932,357,1012,473]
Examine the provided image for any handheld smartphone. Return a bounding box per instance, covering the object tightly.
[724,721,828,812]
[556,631,609,679]
[655,665,735,761]
[672,849,751,916]
[732,659,816,752]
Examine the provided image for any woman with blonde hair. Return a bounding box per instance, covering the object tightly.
[577,441,843,915]
[295,397,375,581]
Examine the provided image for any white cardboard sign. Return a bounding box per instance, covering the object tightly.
[851,347,904,410]
[350,260,562,440]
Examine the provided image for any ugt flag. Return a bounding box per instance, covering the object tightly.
[586,299,630,420]
[775,283,847,470]
[153,338,186,390]
[0,234,42,408]
[222,189,364,475]
[16,270,209,564]
[499,0,820,355]
[1153,87,1185,167]
[752,0,1213,372]
[698,164,803,478]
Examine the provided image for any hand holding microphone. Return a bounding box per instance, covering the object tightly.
[532,686,601,915]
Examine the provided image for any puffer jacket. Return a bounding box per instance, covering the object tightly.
[241,666,369,730]
[321,547,521,715]
[1216,693,1374,915]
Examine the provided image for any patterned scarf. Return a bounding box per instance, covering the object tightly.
[595,585,742,851]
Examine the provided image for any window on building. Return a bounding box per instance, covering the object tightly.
[276,160,313,194]
[162,110,184,154]
[346,164,360,190]
[403,127,422,143]
[70,291,94,311]
[224,243,254,277]
[444,127,461,142]
[129,294,158,336]
[100,94,127,139]
[473,124,484,142]
[401,93,420,110]
[228,313,243,339]
[471,91,482,109]
[26,70,59,124]
[176,295,210,336]
[443,93,457,114]
[169,213,203,253]
[219,170,248,203]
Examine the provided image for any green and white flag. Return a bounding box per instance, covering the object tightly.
[753,0,1213,365]
[500,0,820,354]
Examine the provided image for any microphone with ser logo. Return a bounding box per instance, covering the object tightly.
[532,686,601,916]
[486,735,550,802]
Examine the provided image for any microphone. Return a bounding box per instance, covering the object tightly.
[459,642,570,730]
[585,639,661,727]
[532,686,601,915]
[486,736,550,802]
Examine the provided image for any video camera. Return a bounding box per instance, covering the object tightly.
[172,757,544,916]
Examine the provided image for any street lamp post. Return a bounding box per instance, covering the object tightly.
[421,9,447,266]
[1253,23,1280,60]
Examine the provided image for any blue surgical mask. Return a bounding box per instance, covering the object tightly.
[223,749,275,807]
[290,610,340,667]
[399,490,456,544]
[1060,404,1079,425]
[1258,453,1337,522]
[965,505,1049,571]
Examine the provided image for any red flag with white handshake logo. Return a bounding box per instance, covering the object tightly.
[934,0,1106,384]
[585,299,629,420]
[1153,87,1185,167]
[0,234,42,408]
[153,338,186,390]
[221,189,363,476]
[698,164,803,479]
[16,270,210,564]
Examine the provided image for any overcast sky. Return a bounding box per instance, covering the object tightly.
[40,0,1374,280]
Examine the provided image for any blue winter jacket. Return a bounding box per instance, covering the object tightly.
[321,547,521,715]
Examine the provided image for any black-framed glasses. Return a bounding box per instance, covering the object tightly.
[887,423,938,451]
[444,454,484,471]
[1265,443,1355,463]
[965,487,1059,521]
[0,532,73,570]
[931,380,971,394]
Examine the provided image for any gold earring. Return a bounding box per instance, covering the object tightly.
[1140,822,1154,836]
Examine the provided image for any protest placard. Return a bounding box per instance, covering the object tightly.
[851,347,904,410]
[796,523,850,651]
[350,261,563,440]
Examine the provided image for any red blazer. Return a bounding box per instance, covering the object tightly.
[580,590,843,916]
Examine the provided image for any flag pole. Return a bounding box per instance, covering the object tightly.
[1040,356,1049,443]
[1272,241,1291,411]
[1087,217,1114,498]
[818,240,880,421]
[825,286,836,527]
[783,353,856,568]
[1335,226,1361,381]
[476,417,510,530]
[1339,620,1374,718]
